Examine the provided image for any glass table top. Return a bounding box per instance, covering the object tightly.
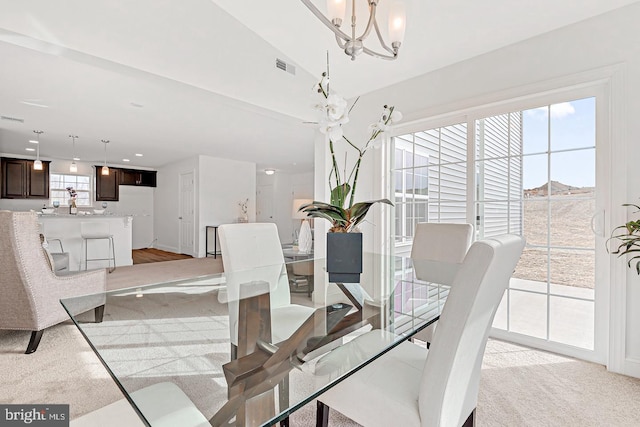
[61,253,449,427]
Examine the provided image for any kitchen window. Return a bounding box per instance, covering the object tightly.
[50,173,92,206]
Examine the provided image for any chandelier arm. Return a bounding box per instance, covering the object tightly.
[300,0,352,42]
[362,46,397,60]
[356,1,377,43]
[372,19,397,56]
[335,33,347,49]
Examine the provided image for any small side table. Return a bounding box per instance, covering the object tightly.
[205,225,221,259]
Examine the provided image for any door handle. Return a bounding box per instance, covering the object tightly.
[591,210,605,237]
[178,216,183,220]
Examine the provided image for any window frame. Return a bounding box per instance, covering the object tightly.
[50,173,92,207]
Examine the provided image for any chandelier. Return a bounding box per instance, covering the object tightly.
[301,0,406,61]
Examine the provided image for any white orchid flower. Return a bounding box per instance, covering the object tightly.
[319,121,344,141]
[390,110,403,123]
[325,94,348,122]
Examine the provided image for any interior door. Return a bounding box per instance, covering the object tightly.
[179,171,195,256]
[256,184,274,222]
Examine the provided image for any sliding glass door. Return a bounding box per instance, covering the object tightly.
[392,89,607,362]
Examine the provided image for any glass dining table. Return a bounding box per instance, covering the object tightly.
[61,253,449,427]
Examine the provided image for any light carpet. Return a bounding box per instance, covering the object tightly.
[2,258,640,426]
[106,257,223,290]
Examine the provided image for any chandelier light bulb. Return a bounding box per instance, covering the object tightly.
[388,1,406,44]
[326,0,346,24]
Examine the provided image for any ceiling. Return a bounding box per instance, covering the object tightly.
[0,0,637,173]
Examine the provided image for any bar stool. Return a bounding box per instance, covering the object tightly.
[81,221,116,273]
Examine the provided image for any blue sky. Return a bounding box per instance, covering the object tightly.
[522,97,596,189]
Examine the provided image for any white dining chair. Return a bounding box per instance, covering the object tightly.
[316,233,525,427]
[411,222,473,345]
[218,223,316,359]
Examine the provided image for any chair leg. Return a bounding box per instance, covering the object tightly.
[316,401,330,427]
[95,305,105,323]
[279,375,290,427]
[25,330,44,354]
[84,238,88,270]
[109,236,116,273]
[462,408,476,427]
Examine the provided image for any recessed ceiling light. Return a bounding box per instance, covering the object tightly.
[29,140,38,144]
[21,100,49,108]
[123,158,130,162]
[135,153,143,157]
[25,147,35,152]
[73,157,80,161]
[265,168,276,175]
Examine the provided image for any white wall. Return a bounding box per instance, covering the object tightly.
[119,185,154,249]
[256,171,314,244]
[198,155,256,257]
[314,4,640,374]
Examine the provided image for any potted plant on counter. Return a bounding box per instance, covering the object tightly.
[300,70,401,283]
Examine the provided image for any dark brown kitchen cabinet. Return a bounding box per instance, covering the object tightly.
[95,167,119,201]
[1,157,50,199]
[119,168,157,187]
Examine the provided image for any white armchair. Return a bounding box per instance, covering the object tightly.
[316,234,525,427]
[0,211,107,354]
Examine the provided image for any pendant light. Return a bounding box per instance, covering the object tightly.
[69,135,78,173]
[101,139,110,176]
[33,130,43,170]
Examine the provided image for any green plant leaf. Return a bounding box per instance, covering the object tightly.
[330,184,351,208]
[347,199,394,229]
[300,201,348,227]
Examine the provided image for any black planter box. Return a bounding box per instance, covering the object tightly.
[326,232,362,283]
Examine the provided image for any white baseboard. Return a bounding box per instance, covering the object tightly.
[621,358,640,379]
[153,243,179,254]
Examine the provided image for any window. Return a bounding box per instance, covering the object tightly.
[50,174,91,206]
[391,92,602,360]
[393,123,468,248]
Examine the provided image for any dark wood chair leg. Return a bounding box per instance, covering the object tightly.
[316,401,330,427]
[462,408,476,427]
[25,330,44,354]
[94,305,105,323]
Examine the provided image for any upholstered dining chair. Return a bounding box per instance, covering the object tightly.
[410,222,473,345]
[218,223,316,359]
[0,211,107,354]
[316,233,525,427]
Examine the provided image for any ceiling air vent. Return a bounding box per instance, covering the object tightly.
[1,115,25,123]
[276,58,296,75]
